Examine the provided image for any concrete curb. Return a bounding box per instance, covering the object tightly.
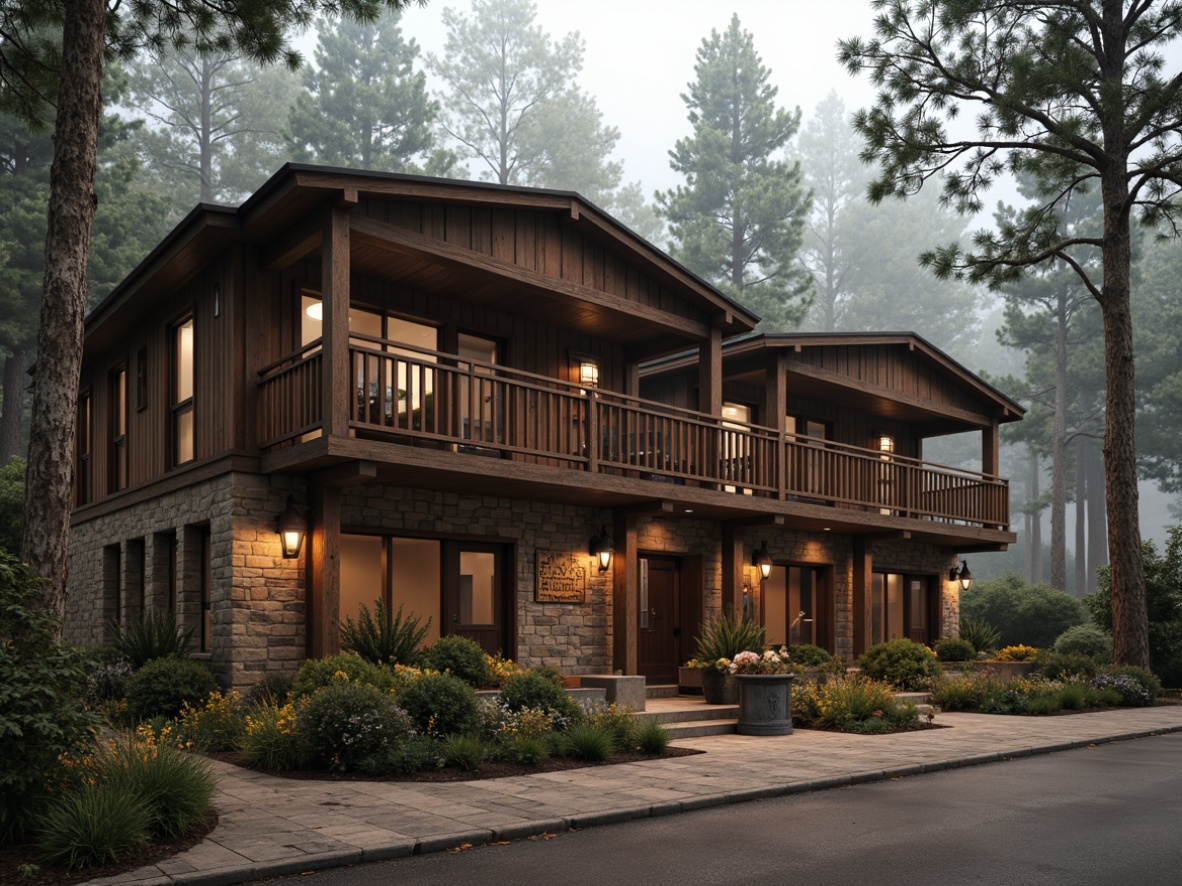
[105,721,1182,886]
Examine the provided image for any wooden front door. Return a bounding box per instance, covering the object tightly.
[638,557,681,683]
[443,541,509,656]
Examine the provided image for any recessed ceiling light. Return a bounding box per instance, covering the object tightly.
[684,508,694,514]
[823,527,831,532]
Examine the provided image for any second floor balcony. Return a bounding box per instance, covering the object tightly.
[257,336,1010,534]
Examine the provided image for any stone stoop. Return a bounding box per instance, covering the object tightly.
[895,690,935,718]
[632,701,739,738]
[645,683,680,699]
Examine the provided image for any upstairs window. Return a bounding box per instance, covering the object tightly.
[109,367,127,492]
[172,317,194,465]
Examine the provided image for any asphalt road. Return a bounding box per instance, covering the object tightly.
[257,732,1182,886]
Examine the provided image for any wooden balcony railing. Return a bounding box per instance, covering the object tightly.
[257,340,1009,529]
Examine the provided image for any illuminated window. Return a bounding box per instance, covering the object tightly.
[77,390,91,505]
[172,317,194,465]
[109,367,127,492]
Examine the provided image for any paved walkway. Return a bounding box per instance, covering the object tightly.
[90,704,1182,886]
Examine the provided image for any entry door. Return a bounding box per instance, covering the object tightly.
[869,573,936,645]
[456,333,501,447]
[638,558,681,683]
[443,541,509,656]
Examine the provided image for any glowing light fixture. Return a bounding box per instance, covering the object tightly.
[589,525,614,572]
[879,435,895,454]
[753,540,773,580]
[278,496,306,559]
[579,359,600,388]
[305,301,323,321]
[949,560,973,591]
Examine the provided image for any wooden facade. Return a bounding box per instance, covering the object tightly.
[69,166,1022,681]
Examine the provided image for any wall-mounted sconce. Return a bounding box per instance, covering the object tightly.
[589,524,613,572]
[278,496,306,559]
[753,540,773,580]
[949,559,972,591]
[579,358,600,389]
[879,434,895,454]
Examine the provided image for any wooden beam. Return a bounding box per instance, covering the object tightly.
[726,514,786,529]
[982,418,1000,476]
[852,536,871,657]
[698,326,723,416]
[721,523,746,614]
[611,514,639,674]
[948,543,1009,554]
[262,214,323,271]
[785,361,994,429]
[350,215,711,341]
[860,530,912,542]
[312,459,378,487]
[612,500,675,517]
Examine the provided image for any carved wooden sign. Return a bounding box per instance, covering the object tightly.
[535,551,587,603]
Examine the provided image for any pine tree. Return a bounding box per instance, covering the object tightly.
[287,10,453,174]
[430,0,621,201]
[657,14,812,331]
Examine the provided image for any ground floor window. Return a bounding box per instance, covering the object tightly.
[762,564,834,653]
[869,572,938,646]
[339,533,510,656]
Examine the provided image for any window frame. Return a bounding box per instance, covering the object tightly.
[170,314,195,467]
[108,364,128,493]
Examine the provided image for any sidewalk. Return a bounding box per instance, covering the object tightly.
[90,705,1182,886]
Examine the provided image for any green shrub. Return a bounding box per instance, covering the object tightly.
[1038,652,1101,681]
[125,656,218,721]
[0,457,25,554]
[441,734,485,771]
[857,639,939,691]
[341,600,430,666]
[584,704,636,751]
[1086,528,1182,688]
[357,735,442,776]
[934,637,976,662]
[959,617,1002,654]
[505,735,549,765]
[174,691,245,752]
[693,606,764,663]
[812,676,917,731]
[1093,666,1161,706]
[0,551,101,843]
[995,644,1041,662]
[1027,694,1062,715]
[635,719,671,754]
[930,676,987,711]
[107,610,196,669]
[499,671,581,724]
[290,653,397,700]
[85,660,134,705]
[790,680,821,727]
[296,682,413,772]
[101,736,215,839]
[1056,682,1092,710]
[422,635,490,688]
[960,574,1087,647]
[241,702,301,771]
[1054,624,1113,660]
[36,783,151,870]
[398,672,480,737]
[789,643,837,668]
[565,723,614,762]
[246,673,294,708]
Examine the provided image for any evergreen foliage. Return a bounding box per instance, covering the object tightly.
[658,14,812,330]
[340,599,429,666]
[124,657,218,720]
[108,609,196,668]
[960,573,1088,649]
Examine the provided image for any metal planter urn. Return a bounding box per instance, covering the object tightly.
[700,668,739,705]
[735,673,794,735]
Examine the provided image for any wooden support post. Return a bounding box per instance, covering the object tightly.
[698,326,723,417]
[983,418,1000,476]
[321,205,351,438]
[851,536,872,657]
[309,484,341,659]
[611,514,639,675]
[721,523,747,614]
[764,352,787,499]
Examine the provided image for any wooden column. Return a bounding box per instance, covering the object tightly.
[851,536,872,657]
[982,418,1000,476]
[309,485,341,659]
[611,514,639,674]
[321,204,351,438]
[721,523,747,613]
[764,352,788,498]
[698,326,723,416]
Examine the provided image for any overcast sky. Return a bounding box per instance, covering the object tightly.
[387,0,883,198]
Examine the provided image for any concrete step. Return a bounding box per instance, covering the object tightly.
[662,718,738,739]
[632,704,739,725]
[645,684,680,699]
[895,691,932,705]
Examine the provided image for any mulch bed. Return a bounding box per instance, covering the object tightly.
[0,811,217,886]
[208,746,704,783]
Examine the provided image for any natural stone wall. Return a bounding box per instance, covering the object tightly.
[66,472,305,688]
[339,486,613,674]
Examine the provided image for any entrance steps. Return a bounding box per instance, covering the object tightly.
[645,684,681,699]
[633,696,739,738]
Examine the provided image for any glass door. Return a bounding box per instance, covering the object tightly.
[456,333,501,449]
[444,541,509,656]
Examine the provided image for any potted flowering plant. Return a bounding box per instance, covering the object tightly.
[688,608,765,704]
[731,647,795,736]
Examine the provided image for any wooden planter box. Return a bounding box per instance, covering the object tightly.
[678,666,704,694]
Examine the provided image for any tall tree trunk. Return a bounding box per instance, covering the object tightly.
[200,57,214,203]
[1050,288,1068,591]
[1028,450,1042,584]
[1099,166,1148,668]
[1075,438,1087,598]
[20,0,106,624]
[0,347,26,463]
[1087,438,1108,594]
